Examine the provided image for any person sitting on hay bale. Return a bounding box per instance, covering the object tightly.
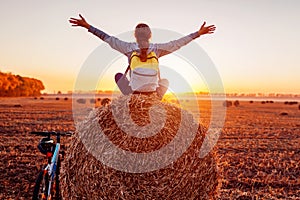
[69,14,216,99]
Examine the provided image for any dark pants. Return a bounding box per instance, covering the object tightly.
[114,73,169,98]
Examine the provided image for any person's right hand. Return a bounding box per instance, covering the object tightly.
[69,14,90,29]
[198,22,216,36]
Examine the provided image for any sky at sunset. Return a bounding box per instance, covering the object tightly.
[0,1,299,94]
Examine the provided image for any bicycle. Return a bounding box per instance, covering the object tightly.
[31,131,72,200]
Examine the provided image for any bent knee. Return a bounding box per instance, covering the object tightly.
[158,79,169,87]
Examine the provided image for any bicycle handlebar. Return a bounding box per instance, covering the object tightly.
[30,131,73,137]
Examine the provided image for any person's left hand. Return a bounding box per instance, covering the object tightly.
[198,22,216,35]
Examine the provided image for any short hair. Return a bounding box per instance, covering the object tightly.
[135,23,151,41]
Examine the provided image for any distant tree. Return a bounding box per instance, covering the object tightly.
[0,71,45,97]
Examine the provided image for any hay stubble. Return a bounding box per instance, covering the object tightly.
[61,94,220,199]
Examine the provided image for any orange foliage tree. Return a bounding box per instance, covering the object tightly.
[0,71,45,97]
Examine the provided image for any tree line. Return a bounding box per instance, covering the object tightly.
[0,71,45,97]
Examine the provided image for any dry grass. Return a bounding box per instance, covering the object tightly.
[0,96,299,199]
[216,100,300,199]
[0,97,74,199]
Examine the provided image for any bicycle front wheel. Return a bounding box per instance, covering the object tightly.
[32,168,49,200]
[32,169,61,200]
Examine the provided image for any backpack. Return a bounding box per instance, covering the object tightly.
[126,51,160,92]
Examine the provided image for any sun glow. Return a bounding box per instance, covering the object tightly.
[93,54,210,95]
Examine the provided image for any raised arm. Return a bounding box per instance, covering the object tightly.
[69,14,135,55]
[155,22,216,57]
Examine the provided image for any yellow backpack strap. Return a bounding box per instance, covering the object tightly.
[130,52,139,61]
[130,52,159,70]
[130,52,158,63]
[124,64,130,76]
[145,52,159,62]
[126,51,160,79]
[123,52,136,76]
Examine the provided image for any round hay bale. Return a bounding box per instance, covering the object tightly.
[280,112,288,116]
[76,98,86,104]
[61,94,220,199]
[233,100,240,107]
[223,100,232,107]
[90,98,96,104]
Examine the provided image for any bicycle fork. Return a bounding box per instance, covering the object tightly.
[47,143,60,199]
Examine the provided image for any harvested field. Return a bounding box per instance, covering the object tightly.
[0,96,299,199]
[0,97,75,200]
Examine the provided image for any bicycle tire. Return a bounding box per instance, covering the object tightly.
[50,173,61,200]
[32,165,62,200]
[32,167,49,200]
